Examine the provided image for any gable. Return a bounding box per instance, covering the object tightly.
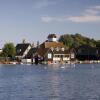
[16,43,31,56]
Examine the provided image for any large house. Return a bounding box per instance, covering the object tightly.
[37,34,75,64]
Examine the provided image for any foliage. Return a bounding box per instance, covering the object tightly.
[2,43,16,58]
[96,40,100,47]
[59,33,99,48]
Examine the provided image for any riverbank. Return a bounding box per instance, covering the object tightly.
[0,60,100,65]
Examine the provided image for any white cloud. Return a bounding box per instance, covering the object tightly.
[84,9,99,15]
[68,15,100,22]
[41,16,68,23]
[68,5,100,23]
[41,5,100,23]
[41,16,54,22]
[92,5,100,10]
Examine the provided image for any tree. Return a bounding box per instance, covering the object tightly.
[58,33,98,48]
[3,43,16,59]
[59,34,74,47]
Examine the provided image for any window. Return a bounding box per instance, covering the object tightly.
[48,53,52,58]
[61,48,64,51]
[51,47,54,51]
[17,49,21,53]
[56,47,59,51]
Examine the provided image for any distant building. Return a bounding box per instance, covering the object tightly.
[76,45,100,61]
[16,43,31,62]
[37,34,74,64]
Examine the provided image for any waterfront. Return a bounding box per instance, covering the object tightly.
[0,64,100,100]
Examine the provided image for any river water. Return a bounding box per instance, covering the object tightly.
[0,64,100,100]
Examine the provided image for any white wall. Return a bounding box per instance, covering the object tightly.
[21,59,31,63]
[53,57,60,61]
[23,45,31,58]
[48,38,57,42]
[63,57,70,61]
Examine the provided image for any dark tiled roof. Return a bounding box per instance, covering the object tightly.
[76,45,100,55]
[16,43,31,56]
[37,48,51,57]
[47,34,57,38]
[26,48,37,58]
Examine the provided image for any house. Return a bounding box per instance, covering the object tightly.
[36,34,74,64]
[16,43,31,63]
[76,45,100,61]
[25,48,38,63]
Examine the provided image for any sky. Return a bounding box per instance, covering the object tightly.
[0,0,100,48]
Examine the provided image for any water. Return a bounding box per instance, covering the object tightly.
[0,64,100,100]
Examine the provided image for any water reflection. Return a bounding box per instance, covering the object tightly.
[0,64,100,100]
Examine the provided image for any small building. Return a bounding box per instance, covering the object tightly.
[76,45,100,61]
[16,43,31,63]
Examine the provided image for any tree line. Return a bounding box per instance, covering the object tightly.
[59,33,100,48]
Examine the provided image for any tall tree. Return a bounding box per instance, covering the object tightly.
[3,43,16,58]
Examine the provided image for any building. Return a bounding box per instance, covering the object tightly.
[15,34,76,64]
[37,34,74,64]
[76,45,100,61]
[16,43,31,63]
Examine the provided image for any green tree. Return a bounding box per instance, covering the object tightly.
[59,33,98,48]
[59,34,74,47]
[3,43,16,59]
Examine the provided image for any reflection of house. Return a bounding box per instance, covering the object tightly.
[37,34,73,64]
[76,45,100,60]
[16,43,31,61]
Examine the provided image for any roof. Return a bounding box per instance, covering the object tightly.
[53,49,70,54]
[37,48,51,57]
[40,41,66,49]
[26,48,37,58]
[76,45,100,55]
[16,43,31,56]
[47,34,57,38]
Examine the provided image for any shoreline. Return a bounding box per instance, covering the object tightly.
[0,60,100,65]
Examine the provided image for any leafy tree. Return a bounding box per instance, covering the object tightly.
[59,33,98,48]
[59,34,74,47]
[3,43,16,59]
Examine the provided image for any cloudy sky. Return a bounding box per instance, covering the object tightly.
[0,0,100,47]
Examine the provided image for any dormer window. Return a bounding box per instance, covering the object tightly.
[61,48,64,51]
[56,47,59,51]
[51,47,54,51]
[17,49,21,53]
